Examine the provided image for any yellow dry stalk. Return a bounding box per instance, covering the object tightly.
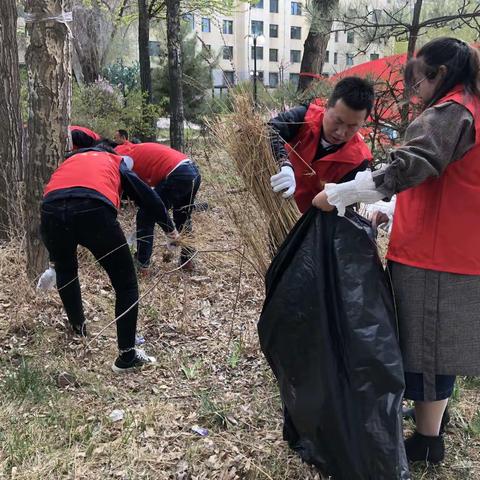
[207,93,301,276]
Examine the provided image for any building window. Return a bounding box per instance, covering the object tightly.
[347,31,354,43]
[269,72,279,87]
[289,73,300,85]
[182,13,194,30]
[269,48,278,62]
[269,24,278,38]
[201,18,211,33]
[223,46,233,60]
[251,20,264,36]
[254,0,264,7]
[223,20,233,34]
[334,52,338,64]
[251,46,264,60]
[346,53,354,66]
[270,0,279,13]
[325,50,329,63]
[370,53,380,61]
[223,71,235,86]
[290,49,301,63]
[290,26,302,40]
[334,31,339,42]
[291,2,302,15]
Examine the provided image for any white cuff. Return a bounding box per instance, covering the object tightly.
[324,170,385,216]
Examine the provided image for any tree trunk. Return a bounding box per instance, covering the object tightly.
[0,0,23,240]
[297,0,338,93]
[25,0,72,279]
[407,0,423,60]
[166,0,185,150]
[138,0,152,103]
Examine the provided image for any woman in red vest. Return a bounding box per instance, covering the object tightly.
[41,143,178,372]
[313,37,480,463]
[268,76,374,212]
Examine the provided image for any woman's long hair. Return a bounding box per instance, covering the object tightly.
[405,37,480,106]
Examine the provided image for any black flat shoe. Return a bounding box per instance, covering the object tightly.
[405,430,445,464]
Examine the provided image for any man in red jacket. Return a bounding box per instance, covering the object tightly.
[269,77,374,213]
[114,141,201,271]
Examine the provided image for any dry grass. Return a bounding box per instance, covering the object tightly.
[0,145,479,479]
[206,94,300,277]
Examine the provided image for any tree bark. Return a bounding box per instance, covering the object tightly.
[166,0,185,150]
[138,0,152,103]
[25,0,72,279]
[297,0,338,93]
[0,0,23,240]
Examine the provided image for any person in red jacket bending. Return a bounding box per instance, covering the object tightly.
[114,136,201,272]
[69,125,102,149]
[268,77,374,212]
[41,142,179,372]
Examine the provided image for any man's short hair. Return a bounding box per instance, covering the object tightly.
[71,130,96,149]
[117,129,129,140]
[327,76,375,117]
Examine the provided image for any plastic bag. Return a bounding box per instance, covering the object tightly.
[37,267,56,291]
[258,208,410,480]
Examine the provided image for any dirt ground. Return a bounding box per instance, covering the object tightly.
[0,148,479,479]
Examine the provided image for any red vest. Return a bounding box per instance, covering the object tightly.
[44,151,123,209]
[286,103,373,212]
[69,126,101,141]
[115,142,187,187]
[387,86,480,274]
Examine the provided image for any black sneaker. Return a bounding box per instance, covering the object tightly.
[403,406,450,434]
[405,431,445,464]
[111,348,156,373]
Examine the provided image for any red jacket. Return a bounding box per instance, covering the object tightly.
[286,103,373,212]
[387,86,480,274]
[115,142,188,187]
[44,151,123,209]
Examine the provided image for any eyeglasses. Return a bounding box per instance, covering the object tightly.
[411,76,427,92]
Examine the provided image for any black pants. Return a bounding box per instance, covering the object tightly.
[40,198,138,351]
[136,161,201,266]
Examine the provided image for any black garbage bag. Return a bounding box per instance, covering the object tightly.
[258,208,410,480]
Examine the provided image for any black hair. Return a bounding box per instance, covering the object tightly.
[406,37,480,106]
[94,140,117,154]
[71,130,95,149]
[117,129,129,140]
[327,76,375,116]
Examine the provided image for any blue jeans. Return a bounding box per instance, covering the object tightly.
[136,162,201,266]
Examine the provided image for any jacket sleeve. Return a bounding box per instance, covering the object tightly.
[268,106,308,169]
[119,160,176,233]
[372,102,476,198]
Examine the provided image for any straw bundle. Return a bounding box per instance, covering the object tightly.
[207,93,301,276]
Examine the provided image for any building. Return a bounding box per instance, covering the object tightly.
[193,0,395,91]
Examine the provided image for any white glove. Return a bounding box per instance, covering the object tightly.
[166,229,180,251]
[324,170,385,216]
[37,267,56,291]
[270,166,296,199]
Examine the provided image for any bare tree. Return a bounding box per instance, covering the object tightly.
[0,0,23,240]
[25,0,72,279]
[337,0,480,60]
[298,0,339,93]
[138,0,153,102]
[166,0,185,150]
[72,0,132,84]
